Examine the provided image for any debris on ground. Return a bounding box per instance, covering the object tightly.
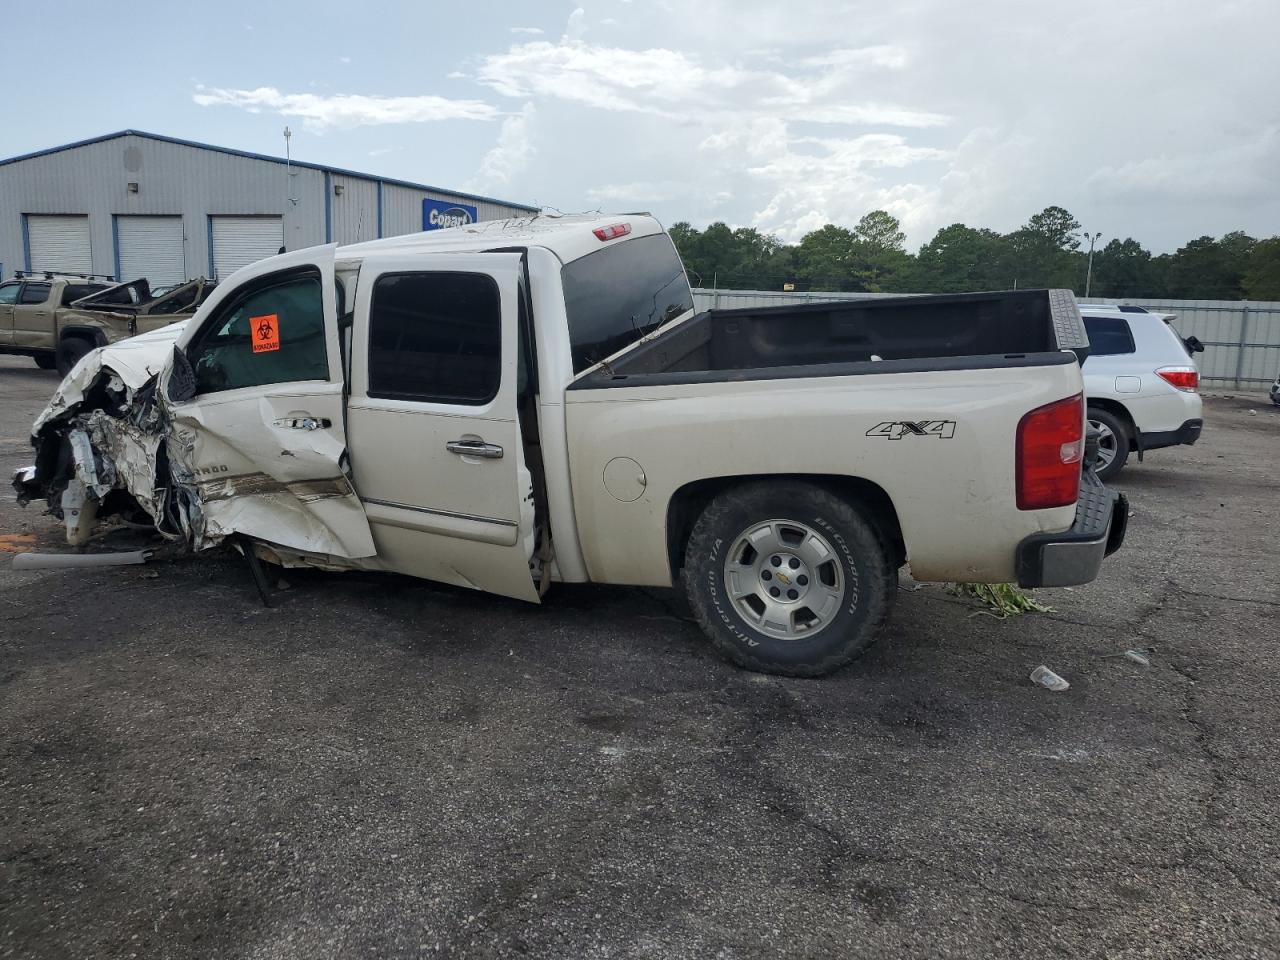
[1030,665,1070,691]
[11,550,152,570]
[1104,647,1152,666]
[949,582,1055,618]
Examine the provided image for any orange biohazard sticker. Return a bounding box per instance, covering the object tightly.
[250,313,280,353]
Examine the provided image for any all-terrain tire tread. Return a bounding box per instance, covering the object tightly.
[680,480,896,677]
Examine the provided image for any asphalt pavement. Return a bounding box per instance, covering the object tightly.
[1,355,1278,959]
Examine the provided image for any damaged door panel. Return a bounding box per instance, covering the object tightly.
[162,245,376,558]
[344,251,541,602]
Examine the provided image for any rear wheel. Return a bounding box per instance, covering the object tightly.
[681,481,896,677]
[55,337,94,378]
[1088,407,1131,481]
[33,353,57,370]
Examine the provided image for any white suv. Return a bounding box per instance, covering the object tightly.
[1078,305,1204,480]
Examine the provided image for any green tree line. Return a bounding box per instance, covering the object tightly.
[670,207,1280,301]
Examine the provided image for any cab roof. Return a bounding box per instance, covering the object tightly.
[336,212,666,267]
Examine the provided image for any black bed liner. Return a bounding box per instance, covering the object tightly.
[570,288,1087,390]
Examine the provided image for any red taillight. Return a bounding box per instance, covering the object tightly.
[592,222,632,241]
[1016,393,1084,511]
[1156,366,1199,392]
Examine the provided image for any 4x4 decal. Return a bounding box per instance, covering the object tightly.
[866,420,956,440]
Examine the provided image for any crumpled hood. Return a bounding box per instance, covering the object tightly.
[33,321,187,436]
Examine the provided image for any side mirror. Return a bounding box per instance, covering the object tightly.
[1184,336,1205,354]
[167,344,196,403]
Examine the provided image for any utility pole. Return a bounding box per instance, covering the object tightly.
[283,127,298,254]
[1081,230,1102,298]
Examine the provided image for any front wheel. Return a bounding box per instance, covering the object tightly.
[56,337,94,378]
[1087,407,1131,481]
[681,481,896,677]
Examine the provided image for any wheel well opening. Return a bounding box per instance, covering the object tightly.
[666,474,907,578]
[1087,398,1136,440]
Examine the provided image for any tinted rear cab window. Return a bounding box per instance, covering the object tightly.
[1082,315,1135,356]
[561,233,694,374]
[62,284,103,305]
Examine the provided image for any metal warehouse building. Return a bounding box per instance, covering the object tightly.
[0,130,538,285]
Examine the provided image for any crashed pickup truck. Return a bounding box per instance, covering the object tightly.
[0,273,214,375]
[15,214,1127,676]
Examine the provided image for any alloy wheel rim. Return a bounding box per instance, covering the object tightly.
[722,519,846,640]
[1089,418,1117,468]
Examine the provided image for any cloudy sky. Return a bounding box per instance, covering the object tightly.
[13,0,1278,251]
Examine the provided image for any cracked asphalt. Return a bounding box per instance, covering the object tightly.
[1,354,1278,959]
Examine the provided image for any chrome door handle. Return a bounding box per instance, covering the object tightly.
[274,416,331,431]
[446,439,504,459]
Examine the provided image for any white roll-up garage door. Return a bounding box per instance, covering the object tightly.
[27,215,92,274]
[117,216,186,287]
[210,216,284,280]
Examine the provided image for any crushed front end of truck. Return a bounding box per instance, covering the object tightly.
[13,325,213,550]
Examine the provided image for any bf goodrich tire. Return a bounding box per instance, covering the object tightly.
[681,481,896,677]
[56,337,93,378]
[33,353,57,370]
[1087,407,1131,481]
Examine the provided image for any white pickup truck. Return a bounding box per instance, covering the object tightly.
[15,214,1126,676]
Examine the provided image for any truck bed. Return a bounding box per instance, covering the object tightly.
[571,289,1087,388]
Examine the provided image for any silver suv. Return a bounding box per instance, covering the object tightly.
[1078,304,1204,480]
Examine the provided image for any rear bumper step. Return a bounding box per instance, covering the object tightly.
[1016,471,1127,588]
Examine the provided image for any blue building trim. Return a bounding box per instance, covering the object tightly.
[20,215,31,272]
[206,216,215,279]
[376,181,384,239]
[111,215,122,281]
[324,171,332,243]
[0,129,539,212]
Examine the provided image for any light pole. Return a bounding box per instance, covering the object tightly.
[1080,230,1102,298]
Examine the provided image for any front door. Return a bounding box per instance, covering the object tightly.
[12,281,53,348]
[162,245,376,558]
[345,252,541,602]
[0,282,18,345]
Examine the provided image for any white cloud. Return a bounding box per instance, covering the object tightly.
[509,26,544,35]
[1086,128,1280,204]
[693,120,946,241]
[584,181,686,205]
[337,56,351,64]
[192,85,499,131]
[564,7,587,43]
[475,40,943,127]
[468,103,537,191]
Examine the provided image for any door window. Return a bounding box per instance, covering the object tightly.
[0,283,19,305]
[185,269,329,395]
[18,283,51,305]
[367,272,501,404]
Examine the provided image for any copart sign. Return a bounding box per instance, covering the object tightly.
[423,199,478,231]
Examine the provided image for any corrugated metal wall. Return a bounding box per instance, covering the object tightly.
[0,133,536,281]
[692,288,1280,391]
[380,182,525,239]
[331,174,379,246]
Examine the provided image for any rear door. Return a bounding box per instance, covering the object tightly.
[164,244,376,558]
[345,252,540,602]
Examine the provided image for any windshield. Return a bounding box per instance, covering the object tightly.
[561,232,694,373]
